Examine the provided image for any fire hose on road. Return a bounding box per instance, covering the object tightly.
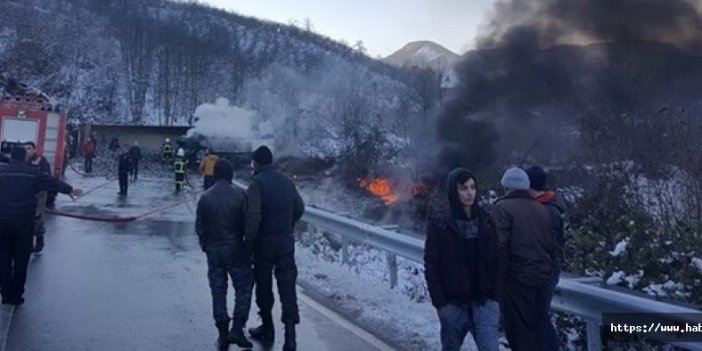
[45,195,200,223]
[46,167,203,223]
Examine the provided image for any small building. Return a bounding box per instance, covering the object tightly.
[79,124,192,152]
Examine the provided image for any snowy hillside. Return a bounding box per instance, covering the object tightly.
[0,0,425,155]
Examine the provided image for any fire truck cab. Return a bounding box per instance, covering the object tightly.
[0,95,67,178]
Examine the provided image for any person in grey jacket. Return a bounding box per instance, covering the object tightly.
[195,160,254,350]
[245,146,304,351]
[494,167,558,351]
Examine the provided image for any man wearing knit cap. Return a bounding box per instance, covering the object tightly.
[526,166,565,351]
[494,167,558,351]
[245,145,305,351]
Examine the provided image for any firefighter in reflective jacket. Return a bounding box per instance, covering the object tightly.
[174,148,187,192]
[161,138,174,163]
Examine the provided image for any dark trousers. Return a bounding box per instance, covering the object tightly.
[502,282,551,351]
[203,175,214,190]
[0,214,35,301]
[175,172,185,191]
[206,245,254,327]
[118,171,129,195]
[131,160,139,179]
[254,251,299,324]
[84,155,93,173]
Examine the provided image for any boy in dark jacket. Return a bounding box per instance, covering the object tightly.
[424,168,500,351]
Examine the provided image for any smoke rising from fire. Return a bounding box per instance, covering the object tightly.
[437,0,702,172]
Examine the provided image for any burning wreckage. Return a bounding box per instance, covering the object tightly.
[176,132,268,168]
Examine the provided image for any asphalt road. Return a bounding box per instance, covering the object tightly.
[1,171,393,351]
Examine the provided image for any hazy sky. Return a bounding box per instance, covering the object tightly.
[198,0,497,57]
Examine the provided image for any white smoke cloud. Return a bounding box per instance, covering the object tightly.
[188,97,257,139]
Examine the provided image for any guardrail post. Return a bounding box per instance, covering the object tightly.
[341,236,349,265]
[387,253,398,289]
[586,319,602,351]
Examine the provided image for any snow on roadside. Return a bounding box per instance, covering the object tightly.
[606,271,625,285]
[609,237,629,257]
[692,257,702,275]
[295,243,443,350]
[294,230,511,351]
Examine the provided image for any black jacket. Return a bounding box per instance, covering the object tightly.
[244,165,304,255]
[536,190,566,272]
[424,168,499,308]
[29,155,51,175]
[0,160,73,216]
[118,154,132,173]
[494,190,557,291]
[128,146,142,161]
[196,181,248,258]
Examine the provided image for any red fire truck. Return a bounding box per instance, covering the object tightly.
[0,94,67,178]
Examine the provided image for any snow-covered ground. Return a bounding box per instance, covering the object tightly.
[294,229,512,351]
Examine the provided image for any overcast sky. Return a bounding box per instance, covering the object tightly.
[197,0,496,57]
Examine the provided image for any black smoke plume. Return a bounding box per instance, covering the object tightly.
[437,0,702,172]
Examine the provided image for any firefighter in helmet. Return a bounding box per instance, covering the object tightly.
[174,148,188,192]
[161,138,174,163]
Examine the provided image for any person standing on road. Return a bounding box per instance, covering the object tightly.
[199,149,219,190]
[174,148,187,192]
[127,142,142,181]
[82,137,96,173]
[161,138,173,163]
[196,159,254,350]
[0,146,82,305]
[246,146,305,351]
[424,168,501,351]
[117,149,132,196]
[24,142,51,253]
[526,166,566,351]
[494,167,557,351]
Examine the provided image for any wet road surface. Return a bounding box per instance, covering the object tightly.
[2,171,393,351]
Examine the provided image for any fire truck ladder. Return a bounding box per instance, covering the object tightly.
[42,111,62,174]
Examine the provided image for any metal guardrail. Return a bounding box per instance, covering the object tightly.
[232,179,702,350]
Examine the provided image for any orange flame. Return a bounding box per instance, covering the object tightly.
[358,178,399,205]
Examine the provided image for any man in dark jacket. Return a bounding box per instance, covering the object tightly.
[24,142,51,253]
[0,146,81,305]
[526,166,566,351]
[117,150,131,196]
[424,168,500,351]
[494,167,558,351]
[196,160,254,350]
[246,146,304,351]
[127,142,142,180]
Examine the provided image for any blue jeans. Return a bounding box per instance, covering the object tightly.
[438,300,500,351]
[545,274,560,351]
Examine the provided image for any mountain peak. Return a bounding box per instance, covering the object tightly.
[384,41,459,71]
